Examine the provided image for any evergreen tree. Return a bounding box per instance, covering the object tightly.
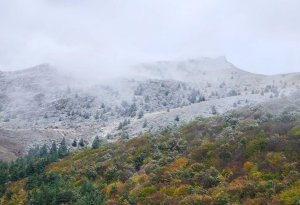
[211,105,217,115]
[0,162,8,196]
[58,138,68,158]
[72,139,77,147]
[39,144,48,157]
[121,132,129,140]
[133,153,145,171]
[28,146,40,158]
[117,122,123,130]
[92,136,101,149]
[50,141,57,154]
[79,138,85,148]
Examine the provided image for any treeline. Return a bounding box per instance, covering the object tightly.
[0,138,69,197]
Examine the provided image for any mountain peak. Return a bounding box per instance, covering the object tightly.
[17,64,56,74]
[134,57,243,82]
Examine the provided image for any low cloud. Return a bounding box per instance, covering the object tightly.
[0,0,299,75]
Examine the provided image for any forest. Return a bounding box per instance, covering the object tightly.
[1,106,300,205]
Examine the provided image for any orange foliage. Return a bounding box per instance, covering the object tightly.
[167,157,189,172]
[243,161,254,172]
[227,177,248,195]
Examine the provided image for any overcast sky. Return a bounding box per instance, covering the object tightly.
[0,0,299,75]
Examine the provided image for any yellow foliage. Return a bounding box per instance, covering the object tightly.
[266,152,285,167]
[174,185,192,197]
[167,157,189,172]
[160,186,176,196]
[243,161,262,180]
[47,159,73,174]
[288,126,300,138]
[132,174,149,184]
[1,179,27,205]
[250,171,263,180]
[222,168,233,180]
[137,186,157,198]
[180,195,203,205]
[200,139,215,152]
[105,181,125,196]
[212,190,229,204]
[279,180,300,205]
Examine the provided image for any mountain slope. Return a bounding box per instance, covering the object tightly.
[0,57,299,161]
[1,97,300,204]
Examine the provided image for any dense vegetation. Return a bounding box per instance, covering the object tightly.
[0,139,69,199]
[1,106,300,205]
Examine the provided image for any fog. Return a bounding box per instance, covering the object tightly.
[0,0,299,75]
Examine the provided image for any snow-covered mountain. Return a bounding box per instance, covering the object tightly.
[0,57,299,160]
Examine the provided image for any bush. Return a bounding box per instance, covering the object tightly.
[279,180,300,205]
[138,186,157,198]
[288,126,300,139]
[201,167,223,189]
[180,195,203,205]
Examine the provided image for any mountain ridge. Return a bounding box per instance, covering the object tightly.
[0,57,299,161]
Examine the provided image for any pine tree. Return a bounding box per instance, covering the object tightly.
[50,141,57,154]
[92,136,101,149]
[39,144,48,157]
[117,122,123,130]
[72,139,77,147]
[142,120,147,128]
[58,138,68,158]
[79,138,85,148]
[28,146,40,158]
[0,162,8,196]
[211,105,217,115]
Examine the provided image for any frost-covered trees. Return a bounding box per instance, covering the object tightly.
[188,89,205,104]
[137,110,144,119]
[117,119,131,130]
[143,120,148,128]
[92,136,101,149]
[72,139,77,147]
[58,138,68,157]
[79,138,85,148]
[211,106,217,115]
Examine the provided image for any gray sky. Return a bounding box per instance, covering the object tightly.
[0,0,299,74]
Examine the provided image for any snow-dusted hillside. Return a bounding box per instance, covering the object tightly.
[0,57,299,160]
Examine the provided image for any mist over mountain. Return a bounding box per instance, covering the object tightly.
[0,57,299,161]
[1,1,300,204]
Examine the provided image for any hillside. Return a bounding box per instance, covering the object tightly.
[0,95,300,204]
[0,57,300,161]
